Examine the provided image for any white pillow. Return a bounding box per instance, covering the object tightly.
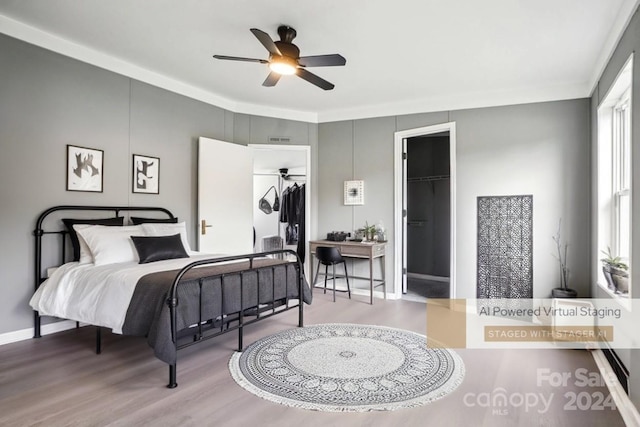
[72,224,95,264]
[76,224,146,266]
[141,222,192,253]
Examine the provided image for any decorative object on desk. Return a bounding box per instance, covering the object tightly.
[258,185,280,214]
[376,220,387,241]
[229,323,465,412]
[66,145,103,192]
[344,180,364,205]
[601,246,629,294]
[551,219,578,298]
[326,231,349,241]
[132,154,159,194]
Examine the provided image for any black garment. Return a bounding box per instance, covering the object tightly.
[285,224,298,245]
[279,186,291,224]
[280,183,301,244]
[278,183,306,262]
[286,183,299,227]
[296,184,306,263]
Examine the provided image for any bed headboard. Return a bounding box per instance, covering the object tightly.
[34,205,176,291]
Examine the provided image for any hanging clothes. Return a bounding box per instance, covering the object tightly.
[296,184,306,263]
[279,183,304,250]
[279,186,291,224]
[279,184,295,244]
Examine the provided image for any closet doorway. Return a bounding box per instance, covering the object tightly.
[393,123,456,301]
[250,144,311,276]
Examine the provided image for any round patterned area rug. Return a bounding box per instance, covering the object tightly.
[229,323,465,412]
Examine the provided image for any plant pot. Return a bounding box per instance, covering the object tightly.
[551,288,578,298]
[610,266,629,294]
[602,265,616,290]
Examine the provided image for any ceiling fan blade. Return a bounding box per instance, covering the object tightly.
[213,55,268,64]
[298,54,346,67]
[262,72,281,87]
[250,28,282,56]
[296,68,334,90]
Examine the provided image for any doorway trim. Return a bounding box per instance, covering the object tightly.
[393,122,457,299]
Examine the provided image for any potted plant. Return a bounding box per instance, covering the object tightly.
[551,220,578,298]
[361,222,378,242]
[601,247,629,294]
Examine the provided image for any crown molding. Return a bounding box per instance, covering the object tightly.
[0,13,318,123]
[2,5,636,124]
[587,0,640,95]
[317,83,589,123]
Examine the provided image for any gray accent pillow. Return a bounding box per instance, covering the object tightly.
[130,216,178,225]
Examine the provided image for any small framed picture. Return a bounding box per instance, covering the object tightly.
[66,145,104,192]
[344,180,364,205]
[132,154,159,194]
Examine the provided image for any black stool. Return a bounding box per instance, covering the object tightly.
[312,246,351,302]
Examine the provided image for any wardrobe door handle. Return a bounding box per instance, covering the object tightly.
[201,219,213,235]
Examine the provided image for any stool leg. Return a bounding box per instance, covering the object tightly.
[324,264,328,294]
[332,263,336,302]
[343,261,351,299]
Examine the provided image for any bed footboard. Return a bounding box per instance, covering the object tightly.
[165,249,308,388]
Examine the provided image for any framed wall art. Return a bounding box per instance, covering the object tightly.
[344,180,364,205]
[133,154,159,194]
[66,145,104,192]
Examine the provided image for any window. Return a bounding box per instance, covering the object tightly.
[597,54,632,296]
[612,92,631,260]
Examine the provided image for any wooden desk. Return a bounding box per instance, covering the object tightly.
[309,240,386,304]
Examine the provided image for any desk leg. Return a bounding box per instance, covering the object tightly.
[310,255,314,295]
[369,257,374,305]
[381,255,386,299]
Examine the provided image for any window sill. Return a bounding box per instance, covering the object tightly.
[597,281,631,311]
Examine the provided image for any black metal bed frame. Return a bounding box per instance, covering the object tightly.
[33,205,305,388]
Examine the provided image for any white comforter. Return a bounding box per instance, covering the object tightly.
[30,253,225,334]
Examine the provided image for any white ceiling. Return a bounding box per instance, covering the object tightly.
[0,0,638,123]
[252,146,307,176]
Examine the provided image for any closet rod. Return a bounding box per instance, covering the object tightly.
[407,175,450,183]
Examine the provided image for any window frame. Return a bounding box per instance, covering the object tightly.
[612,88,631,260]
[596,53,633,300]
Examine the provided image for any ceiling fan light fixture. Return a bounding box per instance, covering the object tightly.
[269,57,297,75]
[213,26,345,90]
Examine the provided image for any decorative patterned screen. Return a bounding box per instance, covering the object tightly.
[477,195,533,298]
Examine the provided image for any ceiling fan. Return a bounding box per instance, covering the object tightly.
[213,26,346,90]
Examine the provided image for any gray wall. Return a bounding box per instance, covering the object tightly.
[0,34,317,335]
[318,100,591,299]
[590,5,640,411]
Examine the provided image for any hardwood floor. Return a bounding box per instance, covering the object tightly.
[0,293,627,426]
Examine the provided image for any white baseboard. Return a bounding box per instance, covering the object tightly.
[351,288,399,300]
[591,349,640,426]
[311,285,398,301]
[407,273,450,283]
[0,320,78,346]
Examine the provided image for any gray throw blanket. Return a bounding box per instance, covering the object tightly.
[122,258,312,364]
